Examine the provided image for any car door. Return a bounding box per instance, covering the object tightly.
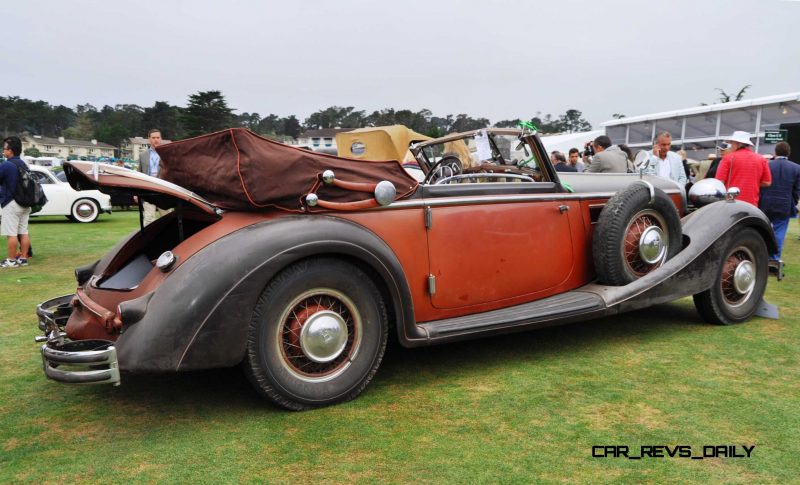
[424,184,576,310]
[30,170,71,216]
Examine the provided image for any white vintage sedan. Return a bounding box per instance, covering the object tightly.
[29,165,112,223]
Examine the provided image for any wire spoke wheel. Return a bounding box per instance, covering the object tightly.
[276,289,361,382]
[245,258,388,410]
[621,209,668,277]
[719,248,756,307]
[693,228,767,325]
[594,183,682,286]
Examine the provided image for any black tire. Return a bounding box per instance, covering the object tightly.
[693,228,768,325]
[244,258,388,410]
[593,183,682,285]
[70,198,99,223]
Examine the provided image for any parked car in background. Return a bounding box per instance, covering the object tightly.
[55,169,135,210]
[29,165,112,222]
[34,128,780,410]
[29,156,65,168]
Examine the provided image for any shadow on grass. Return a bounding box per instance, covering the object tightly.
[29,218,115,225]
[89,367,267,412]
[68,302,707,414]
[380,301,707,381]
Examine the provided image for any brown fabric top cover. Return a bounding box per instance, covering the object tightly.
[156,128,419,211]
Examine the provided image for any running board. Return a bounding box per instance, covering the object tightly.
[419,291,606,341]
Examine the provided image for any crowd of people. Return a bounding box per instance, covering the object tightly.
[549,130,800,260]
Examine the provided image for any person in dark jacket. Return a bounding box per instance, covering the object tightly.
[551,151,576,172]
[759,141,800,260]
[618,144,636,173]
[706,142,731,179]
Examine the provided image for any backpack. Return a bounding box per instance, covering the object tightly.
[12,160,48,213]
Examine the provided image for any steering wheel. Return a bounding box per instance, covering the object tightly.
[423,155,463,184]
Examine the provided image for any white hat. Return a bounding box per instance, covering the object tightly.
[724,131,754,146]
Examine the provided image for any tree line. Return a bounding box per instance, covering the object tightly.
[0,90,593,151]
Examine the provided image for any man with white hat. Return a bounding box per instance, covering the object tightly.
[714,131,771,206]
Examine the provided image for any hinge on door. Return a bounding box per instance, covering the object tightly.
[424,206,433,229]
[427,274,436,295]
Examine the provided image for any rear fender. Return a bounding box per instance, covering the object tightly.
[115,216,417,372]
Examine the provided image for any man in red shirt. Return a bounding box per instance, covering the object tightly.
[715,131,771,206]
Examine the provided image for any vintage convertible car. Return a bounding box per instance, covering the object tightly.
[34,128,780,410]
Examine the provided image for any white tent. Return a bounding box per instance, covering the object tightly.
[540,130,604,155]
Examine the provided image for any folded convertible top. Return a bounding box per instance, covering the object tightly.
[156,128,419,211]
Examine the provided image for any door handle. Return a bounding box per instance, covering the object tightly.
[559,205,569,213]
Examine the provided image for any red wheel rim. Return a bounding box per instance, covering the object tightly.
[277,290,361,381]
[622,210,667,277]
[720,249,754,306]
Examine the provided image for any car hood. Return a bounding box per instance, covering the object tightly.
[63,161,218,215]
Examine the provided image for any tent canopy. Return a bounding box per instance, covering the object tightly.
[539,130,604,156]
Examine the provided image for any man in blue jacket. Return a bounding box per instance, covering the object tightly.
[0,136,32,268]
[759,142,800,260]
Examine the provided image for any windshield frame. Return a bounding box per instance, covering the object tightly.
[410,129,554,184]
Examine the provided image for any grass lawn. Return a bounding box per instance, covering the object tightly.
[1,211,798,483]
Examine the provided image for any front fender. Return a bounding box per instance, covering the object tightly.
[587,199,776,312]
[115,215,415,372]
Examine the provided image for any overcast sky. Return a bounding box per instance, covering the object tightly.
[5,0,800,127]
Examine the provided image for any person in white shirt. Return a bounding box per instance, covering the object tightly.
[638,132,687,185]
[137,129,165,225]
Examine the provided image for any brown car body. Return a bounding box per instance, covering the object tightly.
[35,129,778,409]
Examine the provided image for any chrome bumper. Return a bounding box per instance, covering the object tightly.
[41,340,120,385]
[36,294,74,332]
[36,294,121,386]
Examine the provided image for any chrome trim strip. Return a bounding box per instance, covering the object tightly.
[436,173,535,184]
[382,192,624,209]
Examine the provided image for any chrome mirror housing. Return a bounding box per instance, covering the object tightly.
[688,178,726,207]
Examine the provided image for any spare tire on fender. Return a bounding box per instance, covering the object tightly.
[593,182,682,285]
